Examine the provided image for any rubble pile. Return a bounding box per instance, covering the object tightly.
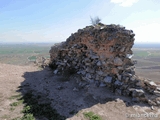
[49,23,160,106]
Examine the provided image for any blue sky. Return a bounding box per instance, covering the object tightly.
[0,0,160,43]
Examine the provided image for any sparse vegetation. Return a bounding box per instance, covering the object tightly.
[10,101,22,107]
[22,92,65,120]
[90,16,101,26]
[10,107,15,111]
[83,111,102,120]
[9,92,65,120]
[28,56,36,61]
[9,95,24,107]
[9,94,22,100]
[1,114,10,119]
[20,113,35,120]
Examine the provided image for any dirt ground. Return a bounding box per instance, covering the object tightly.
[135,68,160,84]
[0,63,160,120]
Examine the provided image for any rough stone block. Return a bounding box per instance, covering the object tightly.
[104,76,112,84]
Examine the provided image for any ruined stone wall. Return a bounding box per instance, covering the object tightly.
[49,23,160,106]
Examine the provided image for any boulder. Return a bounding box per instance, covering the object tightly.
[104,76,112,84]
[114,57,123,66]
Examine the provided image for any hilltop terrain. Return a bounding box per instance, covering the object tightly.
[0,26,160,120]
[0,63,160,120]
[0,34,160,119]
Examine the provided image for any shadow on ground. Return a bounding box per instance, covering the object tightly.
[17,67,151,120]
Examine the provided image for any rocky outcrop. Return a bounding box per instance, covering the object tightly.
[49,23,160,106]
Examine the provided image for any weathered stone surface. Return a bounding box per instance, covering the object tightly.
[53,69,58,74]
[104,76,112,84]
[114,80,122,87]
[154,90,160,97]
[155,97,160,105]
[49,23,160,106]
[99,82,106,87]
[86,73,92,79]
[114,57,123,66]
[96,70,104,76]
[90,55,99,59]
[148,99,157,106]
[117,74,121,81]
[86,67,95,74]
[129,88,145,97]
[132,89,144,97]
[136,80,145,87]
[73,87,79,92]
[96,61,102,66]
[157,87,160,91]
[126,54,133,59]
[144,80,157,87]
[120,47,125,52]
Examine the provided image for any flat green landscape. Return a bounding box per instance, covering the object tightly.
[132,48,160,67]
[0,43,53,65]
[132,47,160,83]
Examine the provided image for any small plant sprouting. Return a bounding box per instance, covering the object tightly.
[83,111,102,120]
[10,107,15,111]
[9,94,22,100]
[10,100,23,107]
[90,16,101,26]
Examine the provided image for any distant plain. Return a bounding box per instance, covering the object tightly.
[0,43,160,83]
[133,44,160,83]
[0,43,51,65]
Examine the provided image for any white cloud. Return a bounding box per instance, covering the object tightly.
[111,0,139,7]
[133,23,160,43]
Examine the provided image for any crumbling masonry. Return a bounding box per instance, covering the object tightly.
[49,23,160,106]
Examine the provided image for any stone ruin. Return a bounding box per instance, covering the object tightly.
[49,23,160,106]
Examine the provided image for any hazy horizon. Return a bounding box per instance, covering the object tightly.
[0,41,160,44]
[1,41,160,49]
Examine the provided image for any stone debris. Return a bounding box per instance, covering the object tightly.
[154,90,160,97]
[73,87,79,92]
[104,76,112,84]
[56,86,64,90]
[49,23,160,106]
[35,56,50,68]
